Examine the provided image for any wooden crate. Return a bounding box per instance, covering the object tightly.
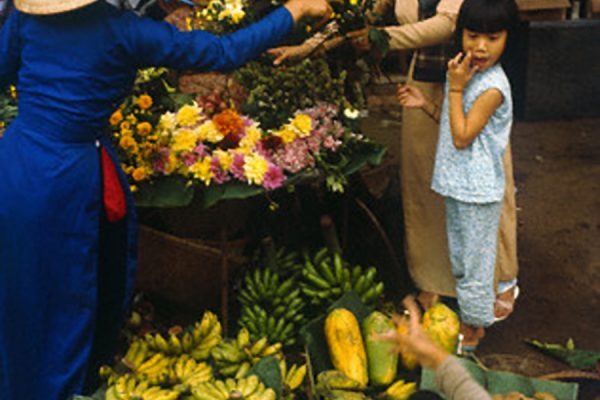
[517,0,570,20]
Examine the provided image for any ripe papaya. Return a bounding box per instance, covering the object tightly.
[422,303,460,354]
[324,308,369,388]
[362,311,398,386]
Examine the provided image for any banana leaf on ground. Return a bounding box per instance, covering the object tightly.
[420,358,579,400]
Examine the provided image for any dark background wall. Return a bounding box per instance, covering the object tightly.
[516,19,600,120]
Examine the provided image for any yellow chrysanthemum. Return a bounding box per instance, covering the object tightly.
[127,114,138,124]
[197,120,224,143]
[238,123,262,150]
[157,112,177,133]
[136,122,153,137]
[137,94,153,110]
[130,185,138,193]
[176,104,202,127]
[243,154,268,185]
[213,149,233,171]
[109,110,123,126]
[291,114,312,137]
[189,157,214,185]
[120,121,132,132]
[164,152,179,175]
[132,167,147,182]
[273,126,296,144]
[172,128,199,153]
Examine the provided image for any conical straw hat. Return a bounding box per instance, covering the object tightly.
[15,0,98,15]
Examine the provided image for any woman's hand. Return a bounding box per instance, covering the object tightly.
[397,84,426,109]
[284,0,332,23]
[375,296,449,370]
[268,44,315,65]
[447,51,478,92]
[346,28,371,51]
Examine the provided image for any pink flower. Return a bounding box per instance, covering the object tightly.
[182,152,198,167]
[230,152,246,181]
[210,156,230,184]
[152,147,171,174]
[262,163,285,190]
[194,143,207,158]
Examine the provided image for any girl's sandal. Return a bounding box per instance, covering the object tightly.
[493,285,520,323]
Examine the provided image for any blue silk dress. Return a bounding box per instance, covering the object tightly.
[0,2,293,399]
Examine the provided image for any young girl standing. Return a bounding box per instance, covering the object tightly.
[397,0,520,350]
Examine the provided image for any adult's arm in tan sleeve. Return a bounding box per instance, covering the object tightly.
[383,11,457,50]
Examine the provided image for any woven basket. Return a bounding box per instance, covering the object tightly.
[136,225,248,321]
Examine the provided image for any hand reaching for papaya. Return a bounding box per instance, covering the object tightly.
[375,296,450,370]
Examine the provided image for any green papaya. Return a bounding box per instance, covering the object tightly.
[362,311,398,386]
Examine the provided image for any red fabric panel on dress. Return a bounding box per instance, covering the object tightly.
[100,146,126,222]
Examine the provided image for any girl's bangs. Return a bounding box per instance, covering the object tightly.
[462,1,515,33]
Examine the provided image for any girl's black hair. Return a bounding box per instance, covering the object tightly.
[454,0,520,61]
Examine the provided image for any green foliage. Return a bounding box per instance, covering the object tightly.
[234,57,348,129]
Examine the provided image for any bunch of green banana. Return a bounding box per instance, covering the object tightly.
[384,379,417,400]
[252,243,303,277]
[105,373,179,400]
[238,268,305,346]
[191,375,276,400]
[278,358,308,399]
[315,370,369,400]
[300,248,385,307]
[211,330,283,378]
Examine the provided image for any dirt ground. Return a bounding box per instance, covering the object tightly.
[478,118,600,398]
[363,114,600,398]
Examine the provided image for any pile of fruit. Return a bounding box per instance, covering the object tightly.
[101,311,307,400]
[315,304,460,400]
[237,246,385,348]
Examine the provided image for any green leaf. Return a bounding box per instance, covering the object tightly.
[134,176,194,208]
[199,181,265,209]
[421,358,579,399]
[247,356,283,397]
[341,144,387,176]
[526,339,600,370]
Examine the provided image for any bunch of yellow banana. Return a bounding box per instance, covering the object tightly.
[211,330,282,378]
[316,370,364,391]
[99,365,119,386]
[384,380,417,400]
[191,375,276,400]
[314,369,371,400]
[190,311,223,361]
[279,359,308,391]
[122,338,151,370]
[105,373,179,400]
[145,331,188,357]
[173,354,213,388]
[135,353,175,385]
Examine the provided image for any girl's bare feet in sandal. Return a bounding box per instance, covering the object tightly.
[458,323,485,354]
[494,285,520,322]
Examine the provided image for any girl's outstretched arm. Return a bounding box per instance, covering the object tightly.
[397,84,441,122]
[447,52,503,149]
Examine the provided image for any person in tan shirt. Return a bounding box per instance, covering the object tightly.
[269,0,520,330]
